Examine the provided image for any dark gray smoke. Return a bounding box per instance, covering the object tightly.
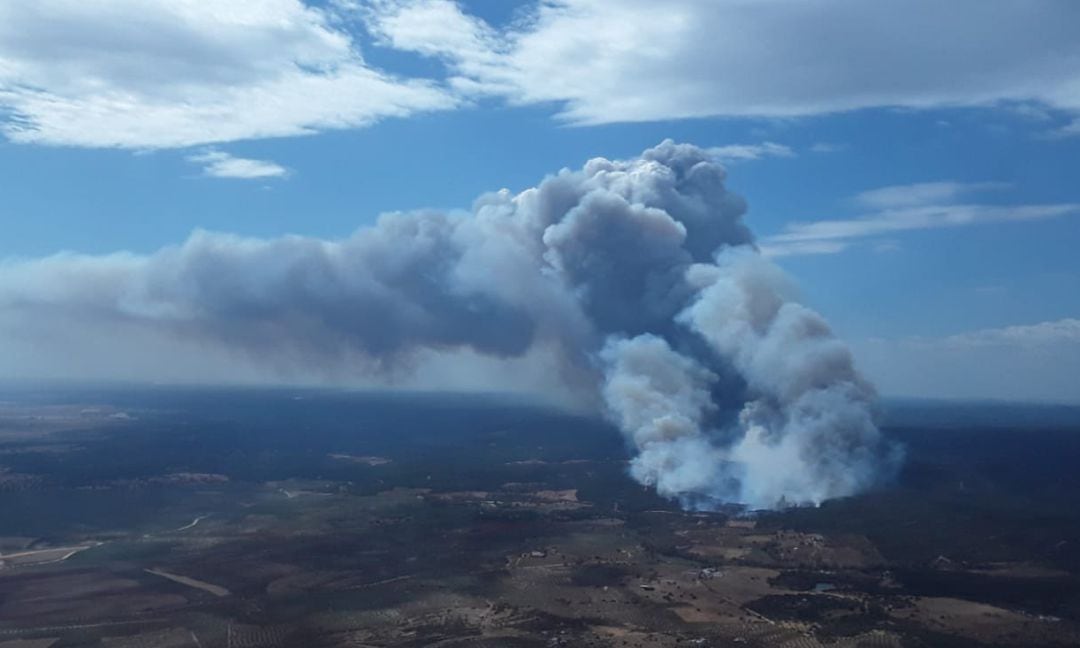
[0,140,899,509]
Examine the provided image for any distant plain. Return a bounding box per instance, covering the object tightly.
[1,386,1079,647]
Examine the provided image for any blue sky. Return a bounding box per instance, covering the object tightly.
[1,0,1079,403]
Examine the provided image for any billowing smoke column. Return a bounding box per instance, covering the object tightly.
[0,141,899,509]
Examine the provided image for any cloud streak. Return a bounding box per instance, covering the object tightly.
[707,142,794,163]
[852,182,1010,210]
[761,181,1080,257]
[188,150,288,179]
[931,318,1080,349]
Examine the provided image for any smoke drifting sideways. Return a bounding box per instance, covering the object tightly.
[0,140,900,510]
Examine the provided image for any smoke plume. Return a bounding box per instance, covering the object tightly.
[0,140,899,509]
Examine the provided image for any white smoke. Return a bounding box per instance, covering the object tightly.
[0,140,898,509]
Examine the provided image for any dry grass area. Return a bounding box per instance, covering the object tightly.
[971,562,1074,579]
[532,489,579,503]
[890,596,1080,645]
[0,404,132,444]
[0,639,60,648]
[427,487,590,512]
[99,628,197,648]
[0,570,187,624]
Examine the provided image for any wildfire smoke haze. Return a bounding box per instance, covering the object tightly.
[0,141,899,509]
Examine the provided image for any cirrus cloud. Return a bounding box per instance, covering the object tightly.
[760,181,1080,257]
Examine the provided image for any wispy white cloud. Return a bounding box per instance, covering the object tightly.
[761,181,1079,257]
[706,142,794,163]
[776,204,1076,244]
[932,318,1080,349]
[365,0,1080,125]
[852,181,1009,210]
[4,1,1080,148]
[760,240,850,259]
[0,0,456,149]
[1005,102,1056,122]
[1046,118,1080,139]
[188,150,288,180]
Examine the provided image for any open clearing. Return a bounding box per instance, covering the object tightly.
[0,545,96,568]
